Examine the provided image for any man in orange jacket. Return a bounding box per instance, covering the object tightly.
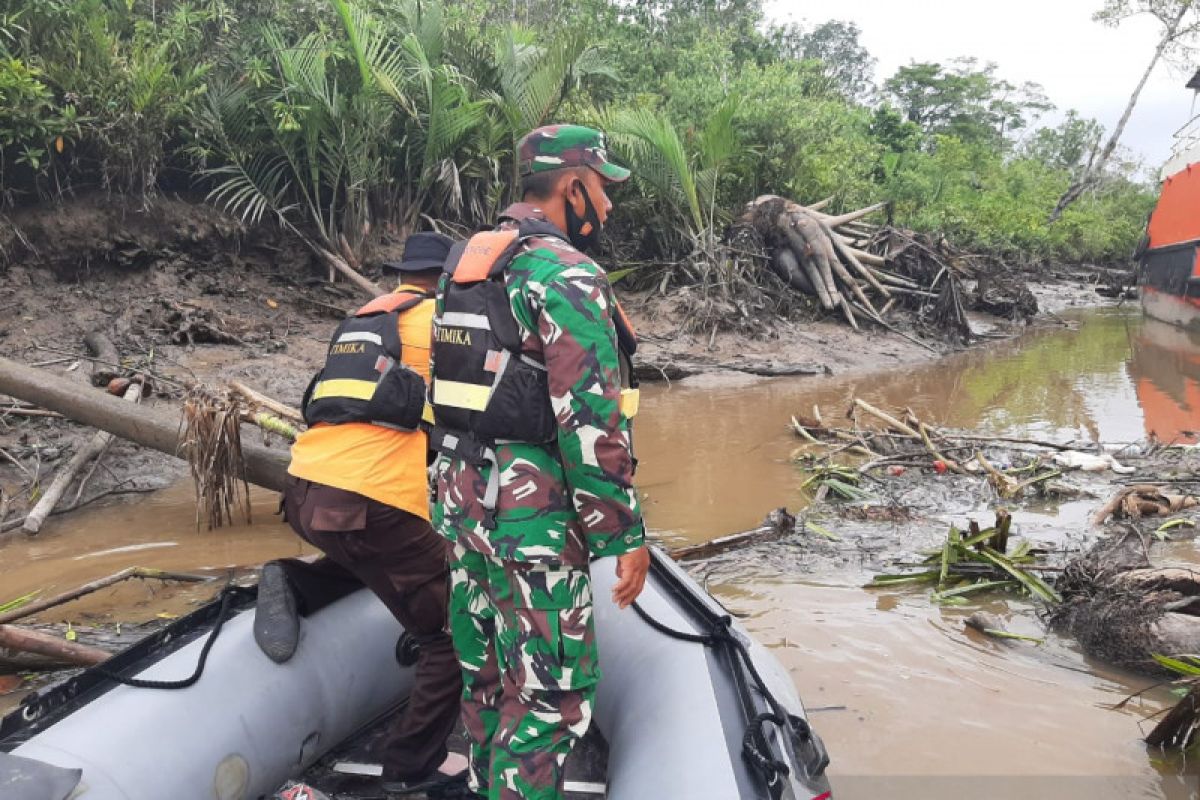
[255,232,464,795]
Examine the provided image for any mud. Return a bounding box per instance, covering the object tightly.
[0,195,1113,525]
[1,197,1193,797]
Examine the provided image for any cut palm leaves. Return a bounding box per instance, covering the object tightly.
[802,466,872,502]
[0,592,39,615]
[869,517,1059,603]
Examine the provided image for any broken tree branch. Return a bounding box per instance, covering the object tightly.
[23,381,143,534]
[0,567,212,626]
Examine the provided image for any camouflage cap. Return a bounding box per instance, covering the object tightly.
[517,124,631,183]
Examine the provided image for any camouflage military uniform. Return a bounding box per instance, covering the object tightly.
[432,126,643,800]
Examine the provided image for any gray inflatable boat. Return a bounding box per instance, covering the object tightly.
[0,548,830,800]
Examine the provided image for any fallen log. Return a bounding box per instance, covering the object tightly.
[22,382,143,534]
[0,356,289,492]
[0,624,110,667]
[669,508,795,561]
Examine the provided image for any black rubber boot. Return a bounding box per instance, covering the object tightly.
[254,562,299,664]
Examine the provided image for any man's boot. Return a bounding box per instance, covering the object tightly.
[254,561,299,663]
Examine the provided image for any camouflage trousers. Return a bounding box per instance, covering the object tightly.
[448,543,599,800]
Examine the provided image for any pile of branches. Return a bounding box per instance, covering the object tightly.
[742,195,974,340]
[791,398,1069,498]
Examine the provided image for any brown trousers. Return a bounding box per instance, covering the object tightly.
[279,476,462,780]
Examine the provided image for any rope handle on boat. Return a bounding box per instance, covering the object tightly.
[631,600,824,784]
[743,712,792,787]
[94,586,241,690]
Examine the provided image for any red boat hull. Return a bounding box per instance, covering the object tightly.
[1140,160,1200,330]
[1141,285,1200,332]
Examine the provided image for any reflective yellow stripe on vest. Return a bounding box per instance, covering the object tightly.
[312,378,378,402]
[433,380,491,412]
[620,388,640,419]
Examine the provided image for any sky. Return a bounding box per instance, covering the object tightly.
[765,0,1199,170]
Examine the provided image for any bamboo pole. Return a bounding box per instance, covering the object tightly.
[0,625,110,666]
[229,380,304,424]
[853,398,920,438]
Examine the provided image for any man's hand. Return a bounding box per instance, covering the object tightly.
[612,545,650,609]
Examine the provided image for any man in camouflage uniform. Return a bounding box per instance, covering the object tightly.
[431,124,649,800]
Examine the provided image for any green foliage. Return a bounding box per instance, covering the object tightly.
[0,57,77,194]
[884,58,1054,147]
[788,20,877,101]
[0,0,1158,267]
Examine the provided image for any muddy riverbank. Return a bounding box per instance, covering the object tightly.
[0,194,1122,523]
[1,309,1197,798]
[3,200,1190,798]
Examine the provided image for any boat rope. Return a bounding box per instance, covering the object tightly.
[630,600,827,788]
[94,586,241,690]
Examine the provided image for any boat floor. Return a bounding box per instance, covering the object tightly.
[298,706,609,800]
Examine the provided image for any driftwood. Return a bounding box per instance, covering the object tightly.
[83,331,121,387]
[743,195,982,338]
[669,508,796,561]
[0,356,289,492]
[0,567,212,626]
[0,624,110,667]
[229,380,304,424]
[1146,685,1200,749]
[0,407,62,418]
[1090,485,1198,527]
[22,381,143,534]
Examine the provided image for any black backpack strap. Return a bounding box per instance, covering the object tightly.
[299,369,322,425]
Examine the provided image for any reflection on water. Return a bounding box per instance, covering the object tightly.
[3,307,1199,797]
[637,308,1195,545]
[633,307,1200,799]
[1130,319,1200,445]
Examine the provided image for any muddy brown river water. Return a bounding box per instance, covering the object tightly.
[3,307,1200,798]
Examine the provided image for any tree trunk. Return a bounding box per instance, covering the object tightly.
[0,357,289,492]
[1049,4,1188,222]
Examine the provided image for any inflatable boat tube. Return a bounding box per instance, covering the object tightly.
[1,549,830,799]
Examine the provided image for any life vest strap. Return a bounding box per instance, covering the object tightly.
[451,230,520,284]
[354,289,431,317]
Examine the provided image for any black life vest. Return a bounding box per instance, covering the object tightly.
[429,221,637,447]
[301,289,431,431]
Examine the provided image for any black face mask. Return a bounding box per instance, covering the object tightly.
[565,179,603,252]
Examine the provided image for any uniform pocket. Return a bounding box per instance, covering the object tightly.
[503,564,598,691]
[310,501,368,533]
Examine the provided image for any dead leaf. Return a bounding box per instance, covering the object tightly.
[0,675,22,694]
[266,299,279,309]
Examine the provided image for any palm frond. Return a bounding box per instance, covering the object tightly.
[204,155,295,226]
[604,106,702,235]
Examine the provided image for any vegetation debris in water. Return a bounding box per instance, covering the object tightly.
[868,511,1061,604]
